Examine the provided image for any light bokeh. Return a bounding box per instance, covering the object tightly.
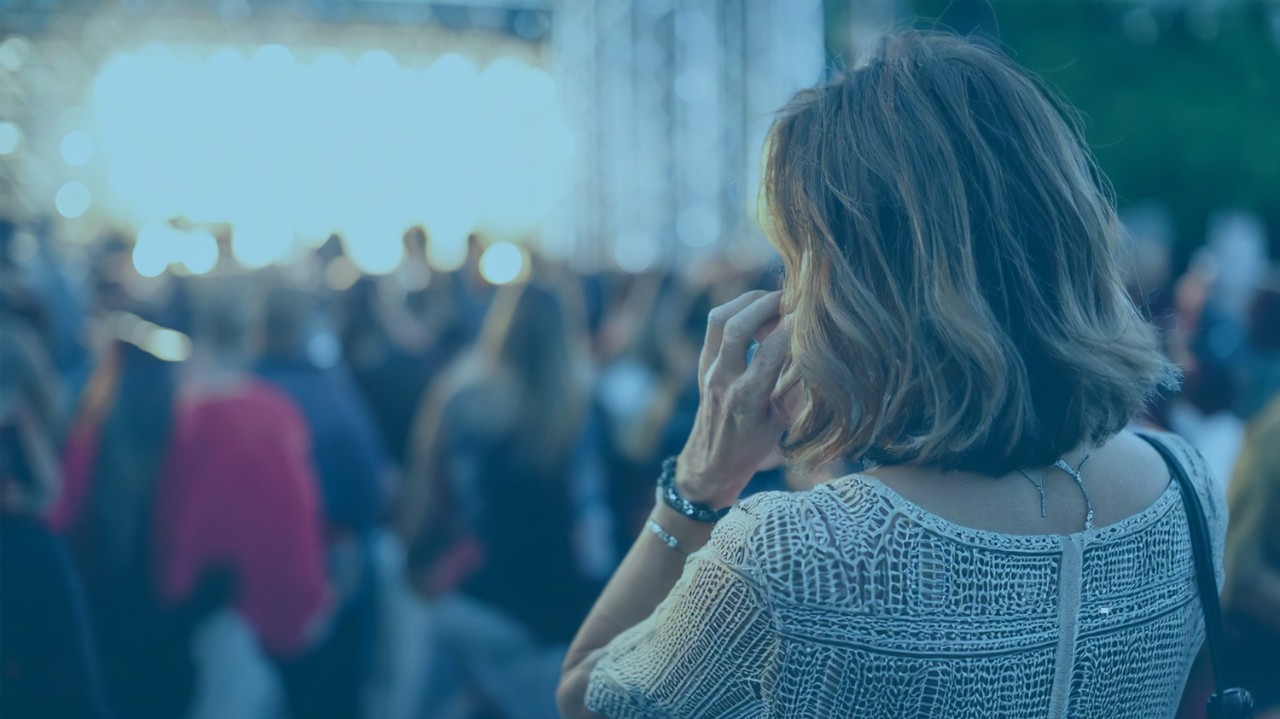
[132,222,181,277]
[180,230,220,275]
[60,130,97,166]
[478,241,527,285]
[55,181,92,219]
[0,122,22,155]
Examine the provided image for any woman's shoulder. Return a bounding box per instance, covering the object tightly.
[1132,426,1215,483]
[709,482,883,585]
[1127,426,1227,540]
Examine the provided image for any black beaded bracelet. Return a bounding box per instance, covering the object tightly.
[656,456,732,523]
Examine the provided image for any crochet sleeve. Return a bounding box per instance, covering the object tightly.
[585,492,795,719]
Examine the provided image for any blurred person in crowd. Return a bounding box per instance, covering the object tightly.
[0,274,112,719]
[0,263,63,449]
[1181,392,1280,718]
[398,280,613,719]
[1158,250,1279,486]
[1170,215,1268,408]
[594,273,725,539]
[560,31,1216,719]
[630,278,714,463]
[1201,211,1268,341]
[1221,394,1280,716]
[0,218,91,406]
[50,278,332,719]
[338,256,473,467]
[593,273,667,462]
[593,269,791,542]
[1118,202,1176,321]
[1166,358,1244,493]
[47,330,192,719]
[1235,281,1280,421]
[590,272,680,547]
[256,281,394,717]
[452,233,496,335]
[258,282,393,534]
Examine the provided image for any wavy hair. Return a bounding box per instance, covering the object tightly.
[764,30,1179,476]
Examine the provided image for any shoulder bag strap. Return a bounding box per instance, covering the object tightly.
[1136,431,1254,719]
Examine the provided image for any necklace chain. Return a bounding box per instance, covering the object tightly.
[1018,454,1094,530]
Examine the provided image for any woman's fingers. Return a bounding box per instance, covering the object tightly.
[699,290,769,388]
[740,317,791,401]
[712,292,782,380]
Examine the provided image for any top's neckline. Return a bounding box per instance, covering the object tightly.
[826,472,1180,550]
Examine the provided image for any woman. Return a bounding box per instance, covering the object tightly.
[401,280,614,719]
[559,30,1218,719]
[52,288,332,719]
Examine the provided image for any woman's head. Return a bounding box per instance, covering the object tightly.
[764,30,1178,476]
[478,280,591,464]
[482,281,585,384]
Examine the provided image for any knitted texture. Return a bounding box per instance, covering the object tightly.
[588,433,1224,718]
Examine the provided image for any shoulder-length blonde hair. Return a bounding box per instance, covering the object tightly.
[764,30,1178,476]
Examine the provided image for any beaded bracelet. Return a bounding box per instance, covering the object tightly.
[656,456,732,523]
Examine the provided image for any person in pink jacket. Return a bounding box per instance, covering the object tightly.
[52,297,331,719]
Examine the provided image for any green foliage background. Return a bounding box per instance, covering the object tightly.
[826,0,1280,264]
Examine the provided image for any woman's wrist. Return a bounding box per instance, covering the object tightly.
[673,458,743,510]
[649,500,715,555]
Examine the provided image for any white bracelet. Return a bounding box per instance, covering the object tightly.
[645,519,688,556]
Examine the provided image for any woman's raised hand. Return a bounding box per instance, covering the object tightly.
[675,290,792,508]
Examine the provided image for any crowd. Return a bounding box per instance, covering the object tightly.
[0,207,1276,718]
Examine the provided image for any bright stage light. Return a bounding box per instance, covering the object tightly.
[60,131,96,166]
[55,182,92,219]
[312,51,351,74]
[343,224,405,275]
[676,205,720,247]
[181,230,219,275]
[251,44,295,70]
[0,122,22,155]
[479,241,527,285]
[427,238,468,272]
[425,211,475,273]
[0,36,31,72]
[207,47,247,70]
[356,49,397,75]
[231,222,294,270]
[92,47,570,271]
[429,53,479,88]
[615,232,660,273]
[133,223,180,277]
[138,41,172,62]
[296,216,336,249]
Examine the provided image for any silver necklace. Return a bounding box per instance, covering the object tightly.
[1018,454,1094,530]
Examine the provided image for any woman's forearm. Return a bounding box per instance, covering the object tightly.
[559,291,790,718]
[557,500,714,718]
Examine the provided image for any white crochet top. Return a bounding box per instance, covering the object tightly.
[587,433,1225,718]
